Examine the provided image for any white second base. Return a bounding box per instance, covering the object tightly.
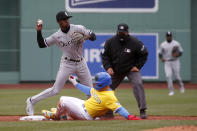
[19,115,48,121]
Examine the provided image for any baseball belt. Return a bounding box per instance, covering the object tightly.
[65,57,83,62]
[166,59,177,61]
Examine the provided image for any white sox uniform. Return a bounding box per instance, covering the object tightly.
[159,39,184,93]
[26,25,95,116]
[26,11,96,116]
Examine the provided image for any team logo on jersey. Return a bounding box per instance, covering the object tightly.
[141,45,145,51]
[92,90,101,104]
[124,48,131,53]
[59,41,71,47]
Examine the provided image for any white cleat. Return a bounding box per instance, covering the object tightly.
[168,91,174,96]
[180,88,185,94]
[26,97,34,116]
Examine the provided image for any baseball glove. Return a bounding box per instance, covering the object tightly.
[71,32,85,45]
[172,46,180,57]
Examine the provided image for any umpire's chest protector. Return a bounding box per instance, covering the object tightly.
[109,37,137,63]
[108,36,139,73]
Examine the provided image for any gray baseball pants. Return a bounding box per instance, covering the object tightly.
[110,71,147,111]
[30,58,93,105]
[164,60,184,92]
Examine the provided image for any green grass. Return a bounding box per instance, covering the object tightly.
[0,120,196,131]
[0,87,197,131]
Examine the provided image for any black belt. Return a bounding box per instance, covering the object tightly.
[65,57,82,62]
[166,59,176,61]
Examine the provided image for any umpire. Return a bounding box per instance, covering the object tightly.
[101,23,148,119]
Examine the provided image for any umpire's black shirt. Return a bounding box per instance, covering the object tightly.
[101,34,148,74]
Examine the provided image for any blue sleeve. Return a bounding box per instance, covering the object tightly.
[115,106,130,119]
[75,83,91,96]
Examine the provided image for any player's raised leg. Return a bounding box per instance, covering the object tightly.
[26,65,73,116]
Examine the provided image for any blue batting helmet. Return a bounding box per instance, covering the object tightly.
[94,72,112,90]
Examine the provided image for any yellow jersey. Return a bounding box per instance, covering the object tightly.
[84,87,121,118]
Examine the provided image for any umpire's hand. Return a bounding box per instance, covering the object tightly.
[107,67,114,76]
[131,66,139,72]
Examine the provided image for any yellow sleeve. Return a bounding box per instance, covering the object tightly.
[105,98,121,111]
[90,88,94,95]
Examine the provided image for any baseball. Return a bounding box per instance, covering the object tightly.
[37,19,43,26]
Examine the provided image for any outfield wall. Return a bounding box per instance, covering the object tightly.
[0,0,192,83]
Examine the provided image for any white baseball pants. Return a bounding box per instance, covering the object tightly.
[59,96,93,120]
[30,58,93,105]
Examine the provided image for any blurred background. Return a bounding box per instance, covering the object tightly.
[0,0,196,84]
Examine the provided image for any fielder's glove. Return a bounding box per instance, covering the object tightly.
[172,46,180,58]
[71,32,85,45]
[69,76,78,85]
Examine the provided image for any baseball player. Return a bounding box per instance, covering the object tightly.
[26,11,96,116]
[41,72,141,120]
[159,32,184,96]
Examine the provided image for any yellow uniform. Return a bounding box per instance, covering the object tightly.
[84,88,121,118]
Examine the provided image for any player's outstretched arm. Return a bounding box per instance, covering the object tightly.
[37,31,47,48]
[36,19,47,48]
[116,107,141,120]
[69,76,91,95]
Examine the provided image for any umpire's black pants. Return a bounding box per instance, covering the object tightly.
[110,71,147,111]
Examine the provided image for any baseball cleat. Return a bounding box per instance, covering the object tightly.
[168,91,174,96]
[42,110,51,119]
[26,97,34,116]
[50,108,57,113]
[140,109,147,119]
[42,110,56,119]
[180,88,185,94]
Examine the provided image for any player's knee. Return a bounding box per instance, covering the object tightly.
[133,82,143,89]
[51,87,60,95]
[59,96,71,107]
[166,75,171,80]
[59,96,65,106]
[174,74,181,80]
[60,96,67,101]
[176,77,182,82]
[60,96,71,102]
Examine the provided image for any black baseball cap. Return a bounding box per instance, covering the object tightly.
[166,31,172,36]
[117,23,129,33]
[56,11,72,21]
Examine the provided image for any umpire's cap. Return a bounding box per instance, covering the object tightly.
[56,11,72,21]
[94,72,112,90]
[166,31,172,36]
[117,23,129,33]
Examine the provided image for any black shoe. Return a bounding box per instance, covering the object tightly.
[140,110,147,119]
